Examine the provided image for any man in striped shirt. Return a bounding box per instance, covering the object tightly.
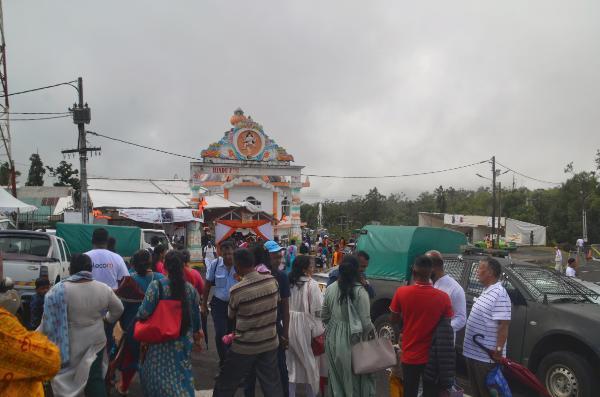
[463,257,511,397]
[213,248,283,397]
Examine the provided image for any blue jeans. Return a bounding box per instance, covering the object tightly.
[244,343,289,397]
[210,297,233,367]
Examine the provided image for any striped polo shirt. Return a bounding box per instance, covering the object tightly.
[228,271,281,355]
[463,281,512,363]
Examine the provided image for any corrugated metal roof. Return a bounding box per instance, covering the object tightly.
[17,186,72,199]
[88,178,198,209]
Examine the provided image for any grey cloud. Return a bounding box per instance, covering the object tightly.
[5,0,599,202]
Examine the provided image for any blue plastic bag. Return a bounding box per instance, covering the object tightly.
[486,365,512,397]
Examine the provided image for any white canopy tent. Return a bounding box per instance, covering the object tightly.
[0,188,37,214]
[505,218,547,246]
[203,195,240,210]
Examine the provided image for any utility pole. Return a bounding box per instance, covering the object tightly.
[63,77,99,224]
[0,0,16,197]
[498,182,502,229]
[491,156,497,248]
[581,189,588,243]
[317,202,323,230]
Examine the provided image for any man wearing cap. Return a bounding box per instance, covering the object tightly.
[247,240,291,397]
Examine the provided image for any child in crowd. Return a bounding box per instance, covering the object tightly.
[29,277,50,329]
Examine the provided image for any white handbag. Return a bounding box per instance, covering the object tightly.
[351,335,398,374]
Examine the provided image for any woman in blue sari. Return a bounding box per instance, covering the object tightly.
[137,250,203,397]
[116,250,164,395]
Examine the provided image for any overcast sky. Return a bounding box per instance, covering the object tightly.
[5,1,600,202]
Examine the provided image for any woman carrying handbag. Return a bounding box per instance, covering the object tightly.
[321,255,376,397]
[111,250,164,395]
[135,251,203,397]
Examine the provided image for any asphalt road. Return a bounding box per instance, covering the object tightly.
[577,259,600,282]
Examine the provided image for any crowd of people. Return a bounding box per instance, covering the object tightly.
[0,227,516,397]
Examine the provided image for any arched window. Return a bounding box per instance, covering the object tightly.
[281,197,290,217]
[245,196,261,208]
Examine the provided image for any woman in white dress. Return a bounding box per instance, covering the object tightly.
[42,254,123,397]
[287,255,324,397]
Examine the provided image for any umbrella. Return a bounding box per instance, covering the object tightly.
[498,357,551,397]
[473,334,551,397]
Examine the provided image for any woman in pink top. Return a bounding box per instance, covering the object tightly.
[181,250,204,297]
[152,244,167,274]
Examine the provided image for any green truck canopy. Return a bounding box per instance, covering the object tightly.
[56,223,142,257]
[357,225,467,282]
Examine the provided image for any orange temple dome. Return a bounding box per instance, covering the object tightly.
[230,108,247,126]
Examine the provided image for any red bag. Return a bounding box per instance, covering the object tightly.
[134,281,182,344]
[307,281,325,356]
[311,334,325,356]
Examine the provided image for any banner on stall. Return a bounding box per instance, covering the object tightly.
[119,208,203,224]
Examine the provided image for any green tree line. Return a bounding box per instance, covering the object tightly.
[301,151,600,246]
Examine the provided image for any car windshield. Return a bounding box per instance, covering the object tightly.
[144,232,169,246]
[510,265,599,303]
[0,234,51,258]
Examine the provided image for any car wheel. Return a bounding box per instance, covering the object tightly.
[537,351,595,397]
[373,313,400,344]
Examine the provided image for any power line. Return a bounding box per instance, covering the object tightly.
[6,115,71,121]
[1,111,71,115]
[1,80,78,97]
[495,160,561,185]
[87,130,495,181]
[302,159,490,179]
[83,131,564,185]
[87,130,202,161]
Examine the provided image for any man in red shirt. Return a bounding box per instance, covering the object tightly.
[390,255,453,397]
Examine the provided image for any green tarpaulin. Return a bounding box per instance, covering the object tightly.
[357,225,467,282]
[56,223,142,257]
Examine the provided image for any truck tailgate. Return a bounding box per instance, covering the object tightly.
[3,260,41,293]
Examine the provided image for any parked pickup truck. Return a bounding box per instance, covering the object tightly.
[448,256,600,397]
[314,226,600,396]
[0,230,71,303]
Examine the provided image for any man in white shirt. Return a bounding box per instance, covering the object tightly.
[576,238,585,254]
[463,257,511,397]
[85,228,129,289]
[203,240,217,263]
[555,246,563,273]
[427,250,467,335]
[566,258,577,277]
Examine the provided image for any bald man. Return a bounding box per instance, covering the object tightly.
[427,250,466,335]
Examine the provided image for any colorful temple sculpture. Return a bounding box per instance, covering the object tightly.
[191,108,309,240]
